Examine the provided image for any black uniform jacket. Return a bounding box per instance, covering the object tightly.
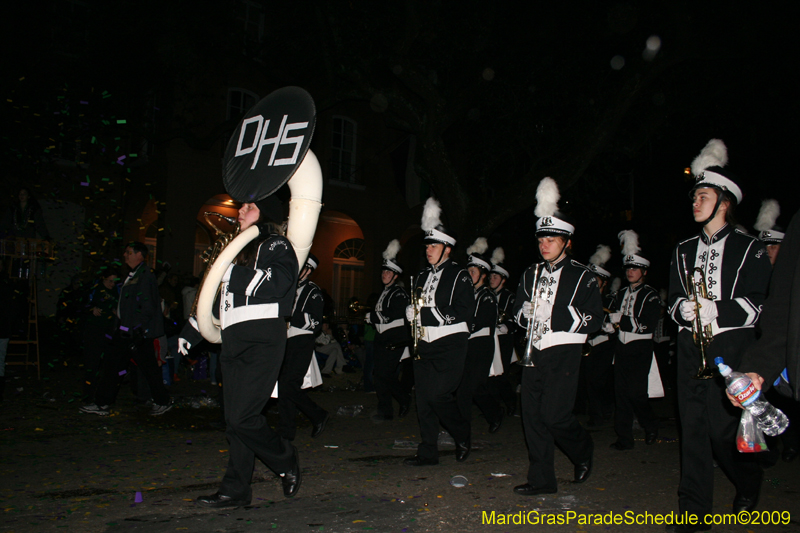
[668,224,771,335]
[512,258,603,349]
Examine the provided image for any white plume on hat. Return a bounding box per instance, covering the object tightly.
[421,197,442,232]
[534,177,560,217]
[610,277,622,293]
[589,245,612,267]
[382,239,401,260]
[491,247,505,266]
[754,199,780,233]
[467,237,488,256]
[691,139,728,176]
[618,230,641,257]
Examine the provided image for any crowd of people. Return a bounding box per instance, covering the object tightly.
[3,136,799,533]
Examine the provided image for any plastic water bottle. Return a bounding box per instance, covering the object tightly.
[715,357,789,437]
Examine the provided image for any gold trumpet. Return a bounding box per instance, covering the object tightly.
[518,262,545,367]
[681,253,715,380]
[410,275,424,360]
[190,212,240,318]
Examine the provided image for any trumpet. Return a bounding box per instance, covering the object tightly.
[190,212,241,318]
[680,253,715,380]
[410,275,425,360]
[348,300,372,314]
[518,262,545,367]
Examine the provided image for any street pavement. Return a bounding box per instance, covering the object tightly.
[1,361,799,533]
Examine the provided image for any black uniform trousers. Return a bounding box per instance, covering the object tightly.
[373,329,411,418]
[521,344,593,489]
[458,336,502,425]
[95,333,169,407]
[278,334,327,441]
[585,339,615,423]
[219,319,294,500]
[676,328,762,519]
[413,332,471,460]
[613,338,658,446]
[81,326,111,401]
[489,334,518,412]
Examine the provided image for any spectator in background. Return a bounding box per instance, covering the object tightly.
[80,242,172,416]
[2,186,50,240]
[81,268,119,402]
[317,321,347,376]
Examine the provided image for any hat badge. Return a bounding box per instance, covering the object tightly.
[540,217,554,227]
[625,255,634,263]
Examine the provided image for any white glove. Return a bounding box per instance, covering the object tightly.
[602,322,616,334]
[405,305,414,322]
[496,324,509,335]
[178,338,191,356]
[521,300,535,319]
[608,312,623,324]
[221,264,234,283]
[364,313,372,324]
[534,299,553,322]
[680,300,696,322]
[697,296,718,326]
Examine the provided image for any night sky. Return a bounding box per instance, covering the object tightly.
[2,1,797,289]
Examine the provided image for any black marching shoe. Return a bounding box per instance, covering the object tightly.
[398,403,411,418]
[455,440,471,462]
[609,440,634,451]
[732,491,760,513]
[573,454,593,483]
[488,416,503,434]
[513,483,557,496]
[281,447,302,498]
[195,492,251,508]
[645,430,659,445]
[403,455,439,466]
[311,413,329,439]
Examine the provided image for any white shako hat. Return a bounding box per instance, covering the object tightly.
[490,247,510,278]
[690,139,743,205]
[466,238,491,271]
[421,197,456,246]
[754,199,785,244]
[534,177,575,237]
[381,239,403,274]
[618,230,650,268]
[305,252,319,271]
[588,244,612,279]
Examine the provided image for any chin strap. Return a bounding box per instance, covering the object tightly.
[696,186,725,226]
[544,240,570,271]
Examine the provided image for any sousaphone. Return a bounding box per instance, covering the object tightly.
[195,87,323,343]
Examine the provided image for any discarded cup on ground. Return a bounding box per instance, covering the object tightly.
[450,475,468,488]
[336,405,364,417]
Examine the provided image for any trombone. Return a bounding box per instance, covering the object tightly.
[680,253,715,379]
[410,275,424,360]
[518,262,545,367]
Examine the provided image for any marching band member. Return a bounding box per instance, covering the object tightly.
[585,245,615,428]
[179,201,302,507]
[753,200,798,463]
[278,253,329,441]
[488,247,518,416]
[608,232,661,450]
[368,240,411,421]
[456,239,503,433]
[666,139,771,529]
[754,199,784,267]
[403,198,474,466]
[511,177,602,496]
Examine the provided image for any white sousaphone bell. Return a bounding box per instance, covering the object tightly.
[195,87,323,344]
